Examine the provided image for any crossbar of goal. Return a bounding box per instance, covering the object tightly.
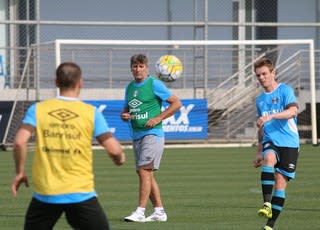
[54,39,317,145]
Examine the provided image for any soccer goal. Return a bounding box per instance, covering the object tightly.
[2,39,318,146]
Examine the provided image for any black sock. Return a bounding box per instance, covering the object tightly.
[260,166,275,202]
[267,189,285,228]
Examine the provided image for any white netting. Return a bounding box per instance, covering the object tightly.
[2,39,317,145]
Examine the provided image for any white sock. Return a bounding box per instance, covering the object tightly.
[136,207,145,214]
[154,207,165,214]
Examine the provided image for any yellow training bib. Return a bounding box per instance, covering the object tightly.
[33,99,95,195]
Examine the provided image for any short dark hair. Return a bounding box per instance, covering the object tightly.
[56,62,82,89]
[254,58,274,72]
[130,54,148,67]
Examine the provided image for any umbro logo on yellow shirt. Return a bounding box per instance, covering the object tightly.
[48,108,79,122]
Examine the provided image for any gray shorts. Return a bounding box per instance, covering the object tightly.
[133,135,165,170]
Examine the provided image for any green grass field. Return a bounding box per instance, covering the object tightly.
[0,144,319,229]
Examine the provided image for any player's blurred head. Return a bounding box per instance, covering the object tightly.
[56,62,82,90]
[130,54,149,82]
[254,58,274,73]
[130,54,148,67]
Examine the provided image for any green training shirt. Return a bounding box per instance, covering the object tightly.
[127,77,162,131]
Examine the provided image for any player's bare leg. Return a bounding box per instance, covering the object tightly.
[149,172,163,208]
[145,172,167,222]
[138,169,152,208]
[124,168,151,222]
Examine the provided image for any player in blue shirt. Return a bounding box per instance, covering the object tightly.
[252,58,300,230]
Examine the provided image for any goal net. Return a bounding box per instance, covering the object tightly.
[2,39,318,146]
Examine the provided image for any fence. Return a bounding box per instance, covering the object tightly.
[0,39,317,146]
[0,0,319,146]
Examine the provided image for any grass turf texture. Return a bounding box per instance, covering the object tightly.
[0,145,319,229]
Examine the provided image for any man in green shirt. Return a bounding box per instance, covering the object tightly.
[121,54,182,222]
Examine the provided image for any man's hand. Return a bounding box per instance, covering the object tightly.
[112,152,126,166]
[11,173,29,197]
[252,153,263,168]
[145,117,162,128]
[121,112,131,121]
[256,115,272,129]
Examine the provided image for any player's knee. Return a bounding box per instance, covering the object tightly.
[263,152,277,165]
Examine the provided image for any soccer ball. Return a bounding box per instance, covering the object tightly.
[155,55,183,82]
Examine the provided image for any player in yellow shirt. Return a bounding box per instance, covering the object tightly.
[11,62,125,230]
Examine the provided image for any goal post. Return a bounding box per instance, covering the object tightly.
[3,38,317,146]
[53,39,318,145]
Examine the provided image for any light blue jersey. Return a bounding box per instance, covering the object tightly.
[256,83,299,148]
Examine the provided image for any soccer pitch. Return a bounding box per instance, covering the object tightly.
[0,145,318,229]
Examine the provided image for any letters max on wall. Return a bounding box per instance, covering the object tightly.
[86,99,208,141]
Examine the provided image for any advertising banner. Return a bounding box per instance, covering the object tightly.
[85,99,208,141]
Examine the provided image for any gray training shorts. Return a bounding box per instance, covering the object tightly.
[133,134,165,170]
